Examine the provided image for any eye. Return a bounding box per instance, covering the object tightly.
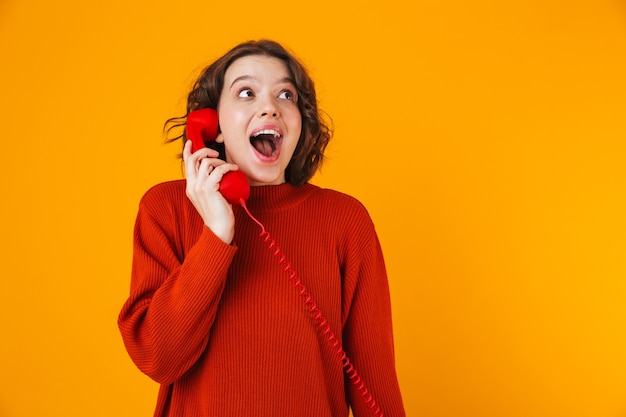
[279,89,297,101]
[238,88,254,98]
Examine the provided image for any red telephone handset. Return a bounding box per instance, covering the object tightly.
[186,108,250,205]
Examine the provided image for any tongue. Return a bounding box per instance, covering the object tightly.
[252,137,276,157]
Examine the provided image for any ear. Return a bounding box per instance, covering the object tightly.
[215,132,225,143]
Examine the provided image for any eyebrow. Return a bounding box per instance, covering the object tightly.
[229,75,296,89]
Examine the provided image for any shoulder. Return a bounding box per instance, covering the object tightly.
[306,186,384,261]
[141,179,186,199]
[137,179,187,214]
[306,184,375,228]
[309,184,369,211]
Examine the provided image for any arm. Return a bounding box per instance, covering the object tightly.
[118,188,237,385]
[342,213,406,417]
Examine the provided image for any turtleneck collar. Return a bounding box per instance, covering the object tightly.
[238,182,318,213]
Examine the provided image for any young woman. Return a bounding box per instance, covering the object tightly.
[118,39,405,417]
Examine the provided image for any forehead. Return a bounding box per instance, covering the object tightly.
[224,55,292,84]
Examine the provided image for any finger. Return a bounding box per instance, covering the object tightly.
[184,141,220,162]
[197,158,215,177]
[183,139,193,161]
[197,158,228,179]
[209,163,239,183]
[184,142,222,178]
[192,145,220,159]
[183,141,201,182]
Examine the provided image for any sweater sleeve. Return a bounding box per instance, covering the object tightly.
[118,185,237,385]
[341,206,406,417]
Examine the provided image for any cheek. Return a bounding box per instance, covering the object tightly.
[285,132,302,161]
[288,109,303,137]
[292,120,303,149]
[219,110,246,139]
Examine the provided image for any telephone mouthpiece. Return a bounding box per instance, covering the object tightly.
[220,170,250,205]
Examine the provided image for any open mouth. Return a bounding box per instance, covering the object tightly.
[250,129,282,158]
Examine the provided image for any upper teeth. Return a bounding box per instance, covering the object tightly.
[252,130,281,138]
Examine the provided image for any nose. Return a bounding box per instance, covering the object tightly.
[258,97,280,118]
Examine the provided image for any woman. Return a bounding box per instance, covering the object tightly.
[118,39,405,417]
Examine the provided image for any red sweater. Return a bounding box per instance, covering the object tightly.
[118,180,405,417]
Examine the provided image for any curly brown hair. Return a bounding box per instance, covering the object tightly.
[164,39,333,186]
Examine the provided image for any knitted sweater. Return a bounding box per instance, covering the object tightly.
[118,180,405,417]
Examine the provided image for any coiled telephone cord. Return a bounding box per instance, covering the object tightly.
[241,201,384,417]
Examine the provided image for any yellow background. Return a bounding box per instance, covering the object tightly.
[1,0,625,416]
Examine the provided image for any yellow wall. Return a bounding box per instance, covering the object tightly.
[1,0,625,416]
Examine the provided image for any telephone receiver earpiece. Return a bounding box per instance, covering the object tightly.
[186,108,250,205]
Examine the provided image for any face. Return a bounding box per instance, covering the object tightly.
[216,55,302,186]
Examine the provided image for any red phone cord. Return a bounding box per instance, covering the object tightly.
[241,200,384,417]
